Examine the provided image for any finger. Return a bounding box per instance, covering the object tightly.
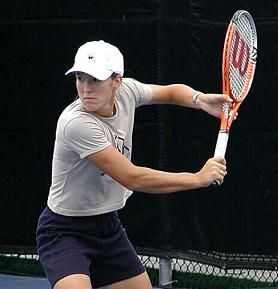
[213,178,223,186]
[223,94,233,102]
[213,156,226,165]
[220,170,227,177]
[212,169,227,187]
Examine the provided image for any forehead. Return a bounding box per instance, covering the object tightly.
[75,71,95,79]
[75,71,114,85]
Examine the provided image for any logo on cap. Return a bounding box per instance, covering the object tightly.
[88,54,96,63]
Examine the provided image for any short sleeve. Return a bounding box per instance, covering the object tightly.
[63,116,111,159]
[121,78,153,107]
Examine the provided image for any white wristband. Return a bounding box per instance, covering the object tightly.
[192,91,202,108]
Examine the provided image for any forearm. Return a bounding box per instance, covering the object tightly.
[150,83,231,118]
[125,166,201,193]
[150,84,201,109]
[168,84,200,108]
[88,146,226,193]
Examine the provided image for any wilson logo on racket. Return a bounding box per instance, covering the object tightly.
[232,30,250,76]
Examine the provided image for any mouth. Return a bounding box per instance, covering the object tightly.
[83,97,97,101]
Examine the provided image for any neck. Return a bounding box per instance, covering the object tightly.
[97,101,116,118]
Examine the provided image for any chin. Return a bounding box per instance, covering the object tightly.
[83,105,97,112]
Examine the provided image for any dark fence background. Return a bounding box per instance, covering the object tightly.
[1,0,277,257]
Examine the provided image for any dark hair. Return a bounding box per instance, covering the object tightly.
[111,72,121,79]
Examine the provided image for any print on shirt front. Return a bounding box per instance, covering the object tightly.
[101,134,130,176]
[115,135,130,155]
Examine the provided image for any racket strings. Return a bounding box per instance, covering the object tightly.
[229,15,255,100]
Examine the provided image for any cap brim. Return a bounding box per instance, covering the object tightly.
[65,65,113,81]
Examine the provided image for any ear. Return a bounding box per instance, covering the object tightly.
[112,75,122,90]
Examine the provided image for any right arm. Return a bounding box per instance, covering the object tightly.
[87,146,227,193]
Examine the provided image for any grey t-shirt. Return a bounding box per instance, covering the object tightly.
[47,78,153,216]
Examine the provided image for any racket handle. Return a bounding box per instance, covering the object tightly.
[212,132,229,186]
[214,131,229,158]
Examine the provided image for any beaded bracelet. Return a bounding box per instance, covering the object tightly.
[192,91,202,108]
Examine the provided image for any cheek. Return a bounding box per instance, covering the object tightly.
[76,83,82,94]
[98,84,113,97]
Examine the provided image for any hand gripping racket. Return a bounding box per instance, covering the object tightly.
[213,10,257,185]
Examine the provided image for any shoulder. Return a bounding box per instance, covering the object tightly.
[117,78,153,104]
[58,100,103,137]
[121,77,150,91]
[60,99,98,122]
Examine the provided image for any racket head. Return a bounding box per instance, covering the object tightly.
[221,10,257,131]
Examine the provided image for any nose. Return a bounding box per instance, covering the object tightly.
[83,80,93,93]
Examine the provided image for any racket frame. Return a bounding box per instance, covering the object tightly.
[215,10,257,157]
[212,10,257,185]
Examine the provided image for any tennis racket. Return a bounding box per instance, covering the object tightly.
[213,10,257,186]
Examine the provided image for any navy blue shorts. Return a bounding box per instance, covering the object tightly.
[36,207,145,288]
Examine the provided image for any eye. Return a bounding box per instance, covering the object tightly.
[75,74,101,83]
[92,77,101,83]
[76,74,83,82]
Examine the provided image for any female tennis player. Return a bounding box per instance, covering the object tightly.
[36,40,231,289]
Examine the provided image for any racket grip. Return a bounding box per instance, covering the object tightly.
[213,132,229,158]
[212,132,229,186]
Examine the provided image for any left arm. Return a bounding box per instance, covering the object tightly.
[150,84,233,118]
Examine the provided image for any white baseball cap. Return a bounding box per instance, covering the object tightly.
[65,40,124,80]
